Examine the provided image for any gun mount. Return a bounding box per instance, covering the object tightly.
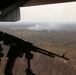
[0,31,69,75]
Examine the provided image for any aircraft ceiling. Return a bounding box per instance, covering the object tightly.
[23,0,76,6]
[0,0,75,10]
[0,0,29,10]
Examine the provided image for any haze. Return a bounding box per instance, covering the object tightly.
[0,22,76,31]
[20,2,76,23]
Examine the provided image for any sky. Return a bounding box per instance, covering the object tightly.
[20,1,76,23]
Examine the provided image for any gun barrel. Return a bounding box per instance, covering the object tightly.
[33,46,69,60]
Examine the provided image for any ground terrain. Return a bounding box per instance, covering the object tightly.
[0,28,76,75]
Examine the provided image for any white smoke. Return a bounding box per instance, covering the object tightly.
[27,24,61,31]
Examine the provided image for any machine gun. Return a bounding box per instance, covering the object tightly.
[0,31,69,75]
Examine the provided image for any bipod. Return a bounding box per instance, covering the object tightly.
[25,50,36,75]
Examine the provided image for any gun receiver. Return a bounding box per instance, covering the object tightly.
[0,31,69,75]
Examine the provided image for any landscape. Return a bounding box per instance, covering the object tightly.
[0,22,76,75]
